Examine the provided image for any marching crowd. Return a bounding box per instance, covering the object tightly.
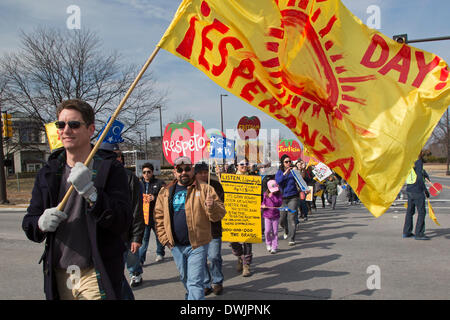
[22,98,428,301]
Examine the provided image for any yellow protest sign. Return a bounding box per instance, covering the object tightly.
[158,0,450,218]
[44,121,63,152]
[220,174,262,243]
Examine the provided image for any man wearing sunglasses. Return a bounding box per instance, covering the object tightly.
[22,99,132,300]
[154,156,226,300]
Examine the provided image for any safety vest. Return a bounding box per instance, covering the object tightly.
[406,168,417,184]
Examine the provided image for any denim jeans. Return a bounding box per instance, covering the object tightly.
[124,240,144,276]
[403,192,426,237]
[139,223,165,265]
[171,244,209,300]
[280,197,299,242]
[328,194,337,210]
[204,238,224,288]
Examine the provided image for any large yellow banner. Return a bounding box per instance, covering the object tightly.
[158,0,450,217]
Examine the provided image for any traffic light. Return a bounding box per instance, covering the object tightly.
[393,34,408,44]
[1,113,13,138]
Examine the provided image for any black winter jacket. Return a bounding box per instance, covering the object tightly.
[22,147,132,300]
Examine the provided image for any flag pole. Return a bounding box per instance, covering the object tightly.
[57,46,161,211]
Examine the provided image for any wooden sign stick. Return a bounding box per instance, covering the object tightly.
[57,46,161,211]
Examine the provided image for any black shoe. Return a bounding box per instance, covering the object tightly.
[402,233,415,238]
[415,235,430,240]
[204,287,213,296]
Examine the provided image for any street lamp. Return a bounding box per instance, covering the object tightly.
[156,105,164,166]
[220,94,228,134]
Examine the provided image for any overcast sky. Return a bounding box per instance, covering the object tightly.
[0,0,449,140]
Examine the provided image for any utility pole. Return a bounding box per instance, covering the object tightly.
[144,123,148,159]
[220,94,228,134]
[447,108,450,175]
[0,106,9,204]
[157,105,164,167]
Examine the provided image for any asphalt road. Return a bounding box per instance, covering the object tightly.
[1,174,449,301]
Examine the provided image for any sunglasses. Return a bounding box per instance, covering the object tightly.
[55,120,86,129]
[176,166,192,173]
[284,160,292,163]
[142,171,152,174]
[239,163,249,166]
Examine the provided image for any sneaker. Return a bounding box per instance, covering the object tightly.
[266,245,271,252]
[236,257,243,273]
[415,235,430,240]
[283,233,288,240]
[270,249,277,254]
[242,264,251,277]
[130,273,142,287]
[155,255,164,262]
[288,241,295,246]
[204,287,213,296]
[212,284,223,295]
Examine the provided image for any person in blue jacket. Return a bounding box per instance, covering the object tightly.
[275,154,299,246]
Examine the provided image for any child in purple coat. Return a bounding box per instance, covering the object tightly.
[261,180,283,254]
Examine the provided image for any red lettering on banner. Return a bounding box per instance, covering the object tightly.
[356,174,366,195]
[259,97,283,113]
[299,122,319,147]
[378,45,411,84]
[307,135,335,162]
[360,34,389,69]
[212,37,244,76]
[199,19,230,70]
[228,58,255,88]
[361,34,441,88]
[275,113,297,129]
[328,157,354,180]
[176,16,199,59]
[298,100,311,115]
[412,52,441,88]
[241,80,267,102]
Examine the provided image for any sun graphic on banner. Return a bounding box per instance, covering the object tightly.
[257,0,376,138]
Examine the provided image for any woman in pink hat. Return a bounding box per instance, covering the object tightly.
[261,180,283,253]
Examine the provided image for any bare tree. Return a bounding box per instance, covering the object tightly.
[169,112,195,124]
[0,27,165,150]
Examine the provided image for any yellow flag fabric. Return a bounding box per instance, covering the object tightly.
[44,121,63,152]
[158,0,450,217]
[427,199,440,226]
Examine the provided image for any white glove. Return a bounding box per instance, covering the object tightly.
[38,207,68,232]
[67,162,97,203]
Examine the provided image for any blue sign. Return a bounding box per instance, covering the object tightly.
[97,118,125,144]
[209,135,235,159]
